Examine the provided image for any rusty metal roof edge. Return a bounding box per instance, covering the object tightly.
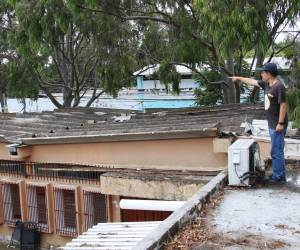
[20,127,219,145]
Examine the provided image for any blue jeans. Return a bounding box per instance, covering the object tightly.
[269,128,286,180]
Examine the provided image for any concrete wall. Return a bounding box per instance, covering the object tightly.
[101,175,206,201]
[0,137,285,170]
[0,224,13,242]
[0,138,228,171]
[0,143,11,160]
[41,233,72,249]
[257,140,271,160]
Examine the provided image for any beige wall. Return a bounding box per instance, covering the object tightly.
[41,233,72,249]
[0,224,13,242]
[0,138,273,172]
[0,143,11,160]
[101,175,206,201]
[27,138,228,171]
[257,140,271,160]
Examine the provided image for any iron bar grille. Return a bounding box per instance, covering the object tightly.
[26,185,49,232]
[0,160,103,184]
[54,188,78,237]
[0,160,26,176]
[82,191,107,232]
[30,163,102,184]
[1,183,22,225]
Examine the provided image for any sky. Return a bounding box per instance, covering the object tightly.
[276,18,300,42]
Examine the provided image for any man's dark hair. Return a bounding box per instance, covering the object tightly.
[265,71,278,77]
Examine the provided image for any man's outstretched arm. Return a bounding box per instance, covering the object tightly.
[229,76,260,87]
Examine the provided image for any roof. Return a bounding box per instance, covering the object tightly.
[63,221,161,250]
[133,64,201,76]
[165,161,300,249]
[134,57,291,77]
[0,104,265,145]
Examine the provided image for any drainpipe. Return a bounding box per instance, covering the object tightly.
[120,199,186,212]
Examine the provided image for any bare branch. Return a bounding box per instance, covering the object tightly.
[268,4,296,47]
[52,56,68,86]
[267,30,300,63]
[85,90,105,107]
[79,54,98,91]
[33,71,63,108]
[168,62,229,87]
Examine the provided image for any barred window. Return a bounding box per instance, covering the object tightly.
[11,184,21,220]
[1,183,22,225]
[82,191,107,232]
[0,160,26,176]
[63,190,76,228]
[37,187,47,224]
[26,185,49,232]
[54,188,78,236]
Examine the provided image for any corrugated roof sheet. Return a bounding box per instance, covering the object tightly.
[63,221,161,250]
[0,104,265,144]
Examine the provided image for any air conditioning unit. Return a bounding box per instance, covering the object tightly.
[228,139,264,186]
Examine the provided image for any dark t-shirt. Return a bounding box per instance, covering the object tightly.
[257,80,288,129]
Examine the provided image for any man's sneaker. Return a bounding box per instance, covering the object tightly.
[279,176,287,183]
[265,176,286,185]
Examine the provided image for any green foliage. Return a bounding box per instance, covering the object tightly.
[291,59,300,89]
[6,62,39,99]
[285,39,300,128]
[157,62,181,94]
[194,71,223,106]
[5,0,142,108]
[293,106,300,128]
[287,88,300,128]
[1,0,300,109]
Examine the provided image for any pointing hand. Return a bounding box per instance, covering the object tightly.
[228,76,238,82]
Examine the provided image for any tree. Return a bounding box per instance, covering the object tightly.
[76,0,300,104]
[0,1,14,112]
[281,37,300,128]
[8,0,141,108]
[194,71,223,105]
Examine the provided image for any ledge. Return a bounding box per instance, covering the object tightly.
[20,128,219,145]
[133,170,227,250]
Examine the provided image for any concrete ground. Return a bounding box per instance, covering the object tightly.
[209,165,300,250]
[0,242,10,250]
[165,164,300,250]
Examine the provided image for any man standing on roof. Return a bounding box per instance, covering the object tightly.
[230,63,288,184]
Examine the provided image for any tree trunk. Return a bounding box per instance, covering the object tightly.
[0,92,8,113]
[223,53,237,104]
[250,50,265,103]
[21,98,26,112]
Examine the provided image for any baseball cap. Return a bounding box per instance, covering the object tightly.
[259,62,278,75]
